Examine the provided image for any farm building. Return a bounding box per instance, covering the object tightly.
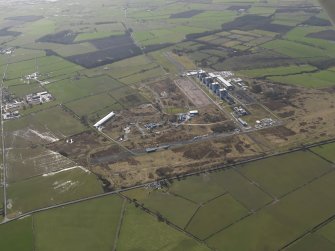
[93,111,115,128]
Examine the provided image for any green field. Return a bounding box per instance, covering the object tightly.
[34,196,123,251]
[268,70,335,88]
[4,106,86,149]
[186,194,249,240]
[238,151,332,198]
[7,168,103,215]
[5,56,83,81]
[123,189,198,228]
[0,217,34,251]
[207,171,335,251]
[117,203,211,251]
[211,169,273,211]
[74,31,124,42]
[310,142,335,163]
[262,39,330,59]
[66,92,122,119]
[286,234,335,251]
[237,65,317,78]
[46,75,124,103]
[29,106,87,137]
[168,174,227,204]
[6,146,75,182]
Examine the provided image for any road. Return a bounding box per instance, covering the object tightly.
[1,64,8,220]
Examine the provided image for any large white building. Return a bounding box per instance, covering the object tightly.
[93,111,115,128]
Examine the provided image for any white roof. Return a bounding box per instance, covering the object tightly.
[208,73,217,78]
[217,76,232,87]
[94,112,115,128]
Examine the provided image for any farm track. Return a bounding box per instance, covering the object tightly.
[112,198,126,251]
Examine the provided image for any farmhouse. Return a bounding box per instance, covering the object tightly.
[93,111,115,128]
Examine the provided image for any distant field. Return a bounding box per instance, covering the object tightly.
[5,56,83,81]
[66,92,122,119]
[74,31,124,42]
[268,70,335,88]
[262,39,330,59]
[237,65,317,78]
[46,75,124,103]
[8,82,44,97]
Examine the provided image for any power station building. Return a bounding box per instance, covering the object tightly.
[93,111,115,128]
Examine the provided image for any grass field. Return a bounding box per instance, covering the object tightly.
[46,75,124,103]
[8,169,103,214]
[34,196,123,251]
[310,142,335,163]
[211,169,273,211]
[7,168,103,215]
[186,194,249,240]
[262,39,330,59]
[8,82,44,97]
[6,146,75,182]
[237,65,317,78]
[4,106,86,149]
[268,70,335,88]
[207,171,335,251]
[123,189,198,228]
[168,174,227,204]
[66,92,122,119]
[117,202,211,251]
[5,56,83,81]
[74,31,124,42]
[286,234,335,251]
[238,151,332,198]
[29,106,87,137]
[0,216,34,251]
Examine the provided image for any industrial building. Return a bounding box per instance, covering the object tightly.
[93,111,115,128]
[216,76,234,90]
[26,91,53,104]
